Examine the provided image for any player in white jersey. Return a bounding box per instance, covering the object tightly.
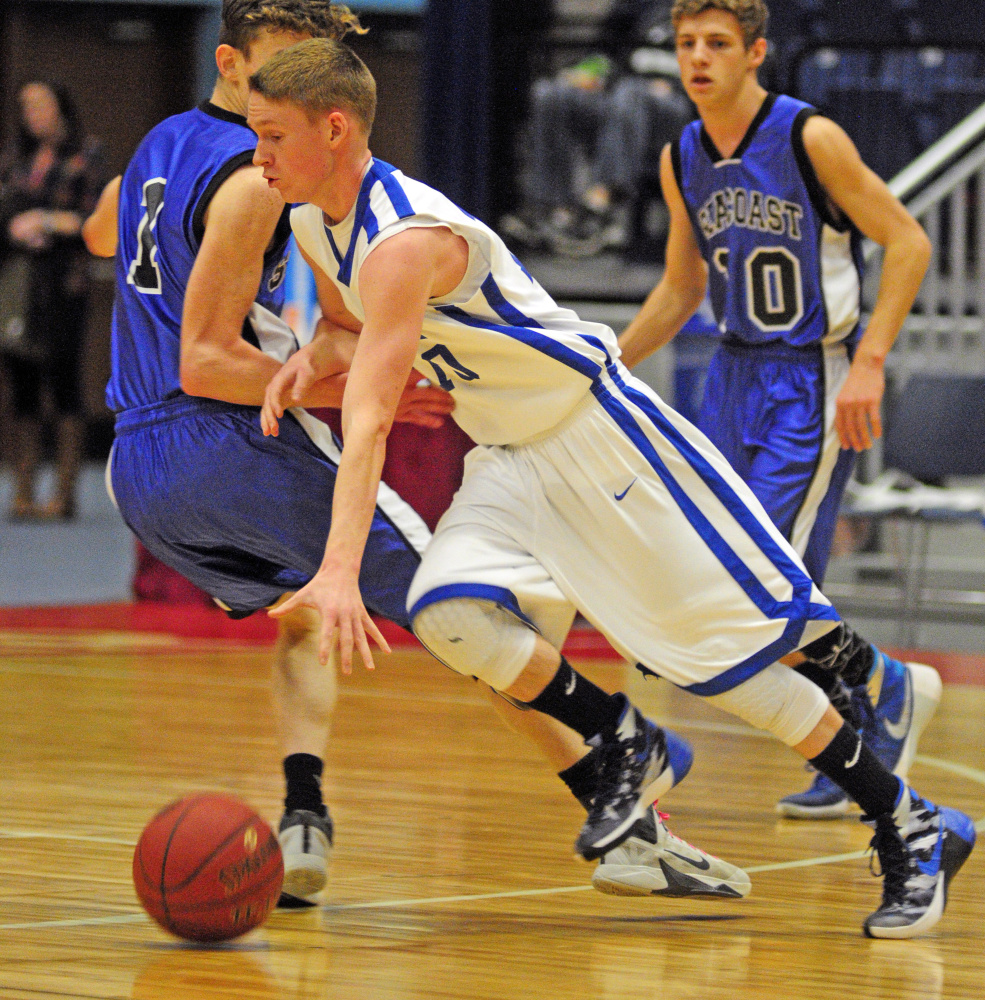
[249,38,975,937]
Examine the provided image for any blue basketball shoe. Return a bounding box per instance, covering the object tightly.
[864,787,976,938]
[777,653,942,819]
[575,694,693,861]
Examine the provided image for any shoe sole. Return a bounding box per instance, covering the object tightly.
[282,861,328,900]
[592,863,751,899]
[892,662,943,781]
[775,796,853,820]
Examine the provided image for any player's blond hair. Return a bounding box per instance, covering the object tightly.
[249,36,377,131]
[219,0,367,55]
[671,0,769,47]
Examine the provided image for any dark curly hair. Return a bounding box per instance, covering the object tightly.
[219,0,366,54]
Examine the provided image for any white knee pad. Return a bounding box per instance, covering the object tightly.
[412,598,537,691]
[706,662,830,747]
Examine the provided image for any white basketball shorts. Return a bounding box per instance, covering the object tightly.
[406,363,840,695]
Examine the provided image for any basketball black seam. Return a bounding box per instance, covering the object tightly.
[157,797,202,926]
[164,810,261,893]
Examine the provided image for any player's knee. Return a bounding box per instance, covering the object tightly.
[706,663,830,747]
[411,597,537,691]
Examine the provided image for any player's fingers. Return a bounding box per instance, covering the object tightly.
[354,623,377,673]
[268,592,300,617]
[319,620,340,668]
[338,619,354,674]
[834,405,852,451]
[363,613,391,657]
[868,403,883,442]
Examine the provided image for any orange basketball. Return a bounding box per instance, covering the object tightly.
[133,793,284,942]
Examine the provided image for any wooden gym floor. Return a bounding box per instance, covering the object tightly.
[0,623,983,1000]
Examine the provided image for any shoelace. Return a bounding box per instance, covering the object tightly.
[656,810,701,853]
[867,814,911,906]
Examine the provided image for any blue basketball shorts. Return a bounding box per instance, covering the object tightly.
[696,340,857,584]
[110,396,430,626]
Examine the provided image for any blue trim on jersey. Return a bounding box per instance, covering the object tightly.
[377,164,415,219]
[511,252,534,282]
[336,159,415,286]
[481,273,543,328]
[435,305,603,380]
[324,225,345,269]
[408,582,536,629]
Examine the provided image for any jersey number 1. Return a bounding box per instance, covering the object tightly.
[127,178,167,295]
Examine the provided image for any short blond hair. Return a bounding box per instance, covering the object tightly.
[671,0,769,47]
[249,36,376,132]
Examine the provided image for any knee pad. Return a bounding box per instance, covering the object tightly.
[706,663,830,747]
[412,598,537,691]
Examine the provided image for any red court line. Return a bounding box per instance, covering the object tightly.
[0,603,623,660]
[1,604,983,682]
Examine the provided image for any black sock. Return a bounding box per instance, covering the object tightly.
[283,753,327,817]
[525,657,625,740]
[809,722,902,817]
[558,746,603,811]
[799,623,875,689]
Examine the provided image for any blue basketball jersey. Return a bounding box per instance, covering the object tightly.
[107,102,292,412]
[675,93,864,348]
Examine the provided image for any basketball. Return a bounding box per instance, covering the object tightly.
[132,793,284,942]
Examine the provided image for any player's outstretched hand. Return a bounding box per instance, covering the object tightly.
[269,569,392,672]
[394,379,455,429]
[835,358,885,451]
[261,345,322,437]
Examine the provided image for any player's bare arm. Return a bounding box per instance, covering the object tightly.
[270,225,468,670]
[82,175,121,258]
[618,144,708,369]
[179,165,298,404]
[803,115,932,451]
[261,241,454,436]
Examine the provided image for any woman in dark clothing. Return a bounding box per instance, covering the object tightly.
[0,80,104,519]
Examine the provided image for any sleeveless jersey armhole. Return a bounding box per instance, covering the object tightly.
[791,109,849,233]
[190,150,256,249]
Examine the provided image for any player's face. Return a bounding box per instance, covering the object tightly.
[675,10,764,107]
[248,94,330,204]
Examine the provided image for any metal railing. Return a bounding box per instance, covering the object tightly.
[864,101,985,381]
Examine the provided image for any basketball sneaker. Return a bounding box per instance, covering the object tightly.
[864,787,976,939]
[277,808,333,904]
[575,695,693,861]
[592,806,752,898]
[777,654,942,819]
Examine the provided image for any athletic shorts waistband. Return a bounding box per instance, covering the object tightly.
[114,395,261,435]
[719,339,849,363]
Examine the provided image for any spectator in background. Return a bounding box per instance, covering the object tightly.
[501,0,691,257]
[0,81,104,520]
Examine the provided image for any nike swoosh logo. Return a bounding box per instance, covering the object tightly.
[666,849,711,871]
[565,674,577,695]
[845,738,862,769]
[614,477,638,502]
[883,669,914,742]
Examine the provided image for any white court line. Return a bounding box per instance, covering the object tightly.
[1,749,982,931]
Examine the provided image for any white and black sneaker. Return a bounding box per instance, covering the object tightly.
[277,808,333,907]
[863,789,975,938]
[593,806,751,898]
[575,695,693,861]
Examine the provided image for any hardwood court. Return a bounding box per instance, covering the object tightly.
[0,626,983,1000]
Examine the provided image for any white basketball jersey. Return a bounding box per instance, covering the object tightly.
[290,159,620,445]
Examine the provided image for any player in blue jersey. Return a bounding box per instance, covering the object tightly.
[250,37,973,937]
[617,0,942,821]
[83,0,749,907]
